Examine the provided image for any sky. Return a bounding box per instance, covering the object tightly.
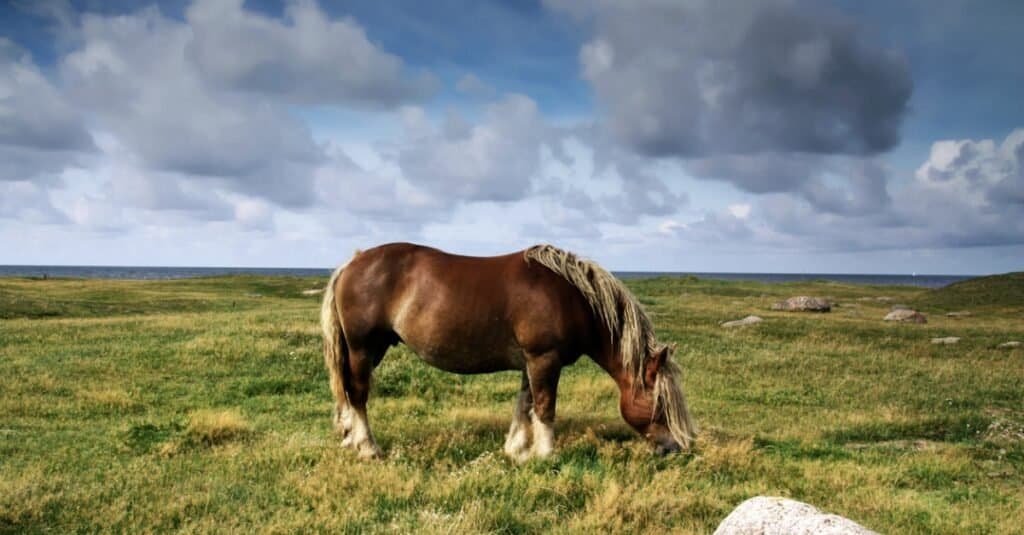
[1,0,1022,274]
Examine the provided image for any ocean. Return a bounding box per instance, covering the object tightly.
[0,265,972,288]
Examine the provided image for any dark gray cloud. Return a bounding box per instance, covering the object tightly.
[185,0,435,107]
[550,0,912,157]
[0,39,92,153]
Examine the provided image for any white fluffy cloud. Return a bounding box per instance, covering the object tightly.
[185,0,435,106]
[59,5,325,208]
[395,95,546,202]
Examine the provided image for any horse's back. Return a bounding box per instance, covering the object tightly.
[336,243,594,372]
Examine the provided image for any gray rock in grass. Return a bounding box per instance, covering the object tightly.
[721,315,764,328]
[883,309,927,323]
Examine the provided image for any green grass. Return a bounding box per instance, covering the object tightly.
[1,274,1022,533]
[913,271,1024,313]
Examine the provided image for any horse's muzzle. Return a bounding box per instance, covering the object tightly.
[654,441,682,456]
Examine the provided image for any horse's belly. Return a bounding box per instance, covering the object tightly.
[399,329,525,374]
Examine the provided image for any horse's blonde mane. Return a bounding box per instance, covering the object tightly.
[524,244,696,449]
[524,244,654,384]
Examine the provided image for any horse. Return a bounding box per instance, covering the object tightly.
[320,243,697,461]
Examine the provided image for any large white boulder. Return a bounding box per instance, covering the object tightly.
[714,496,878,535]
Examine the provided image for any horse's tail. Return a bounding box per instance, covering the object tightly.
[321,252,358,426]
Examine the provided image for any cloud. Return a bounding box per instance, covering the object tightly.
[0,181,67,223]
[394,94,547,203]
[550,0,912,157]
[185,0,435,106]
[0,38,93,183]
[58,6,326,208]
[314,142,442,234]
[455,73,496,97]
[915,129,1024,207]
[686,152,892,216]
[693,129,1024,251]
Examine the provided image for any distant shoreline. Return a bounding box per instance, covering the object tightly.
[0,265,973,288]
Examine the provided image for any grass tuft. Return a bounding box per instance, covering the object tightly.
[184,408,253,446]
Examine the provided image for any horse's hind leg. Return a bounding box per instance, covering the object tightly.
[332,399,353,438]
[503,371,533,462]
[340,344,384,459]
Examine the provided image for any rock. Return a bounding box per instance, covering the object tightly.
[301,289,325,296]
[722,315,764,328]
[998,341,1021,348]
[884,309,927,323]
[946,311,971,318]
[714,496,878,535]
[931,337,960,345]
[771,296,831,312]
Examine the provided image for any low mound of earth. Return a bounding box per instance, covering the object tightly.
[913,272,1024,312]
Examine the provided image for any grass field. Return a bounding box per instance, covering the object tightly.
[1,273,1022,533]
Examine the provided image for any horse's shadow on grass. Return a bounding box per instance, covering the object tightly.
[377,409,642,464]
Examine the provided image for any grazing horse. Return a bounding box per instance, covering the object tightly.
[321,243,697,461]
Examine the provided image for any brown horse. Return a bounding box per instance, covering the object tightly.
[320,243,697,460]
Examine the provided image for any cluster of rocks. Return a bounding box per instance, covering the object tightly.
[771,296,831,312]
[720,298,1021,351]
[714,496,878,535]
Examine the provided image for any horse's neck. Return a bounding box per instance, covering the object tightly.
[587,335,632,392]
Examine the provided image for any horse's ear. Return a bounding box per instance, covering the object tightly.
[644,346,669,387]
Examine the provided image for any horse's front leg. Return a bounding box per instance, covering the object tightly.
[525,352,562,459]
[503,371,533,462]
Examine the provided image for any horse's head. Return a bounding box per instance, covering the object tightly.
[618,343,689,455]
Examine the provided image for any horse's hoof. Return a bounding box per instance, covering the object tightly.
[504,445,530,463]
[357,443,383,460]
